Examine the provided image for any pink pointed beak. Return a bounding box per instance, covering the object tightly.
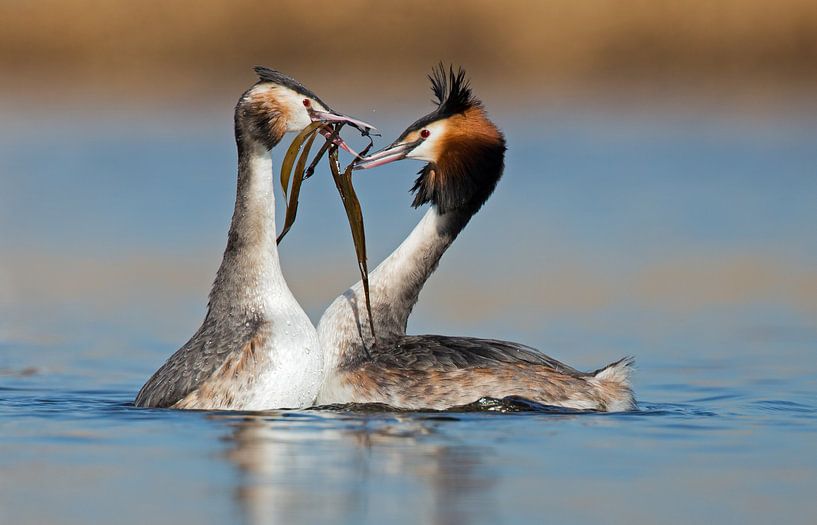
[309,109,376,157]
[310,110,377,133]
[353,139,421,170]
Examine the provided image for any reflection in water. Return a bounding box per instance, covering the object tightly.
[2,94,815,525]
[220,412,498,525]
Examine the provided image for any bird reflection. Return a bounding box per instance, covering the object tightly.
[216,411,499,525]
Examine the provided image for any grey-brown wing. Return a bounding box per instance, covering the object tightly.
[360,335,587,377]
[134,316,261,408]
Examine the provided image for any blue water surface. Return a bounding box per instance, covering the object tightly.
[1,106,816,524]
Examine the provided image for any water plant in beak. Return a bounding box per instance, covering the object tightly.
[276,120,373,244]
[275,120,377,343]
[327,135,376,345]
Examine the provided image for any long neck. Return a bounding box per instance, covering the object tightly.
[318,202,475,370]
[369,141,505,332]
[207,138,290,320]
[367,205,472,336]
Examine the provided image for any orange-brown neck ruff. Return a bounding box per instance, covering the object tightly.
[238,91,289,150]
[411,106,506,215]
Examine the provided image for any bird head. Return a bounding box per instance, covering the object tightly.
[354,64,506,213]
[237,66,375,151]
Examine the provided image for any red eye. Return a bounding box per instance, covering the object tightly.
[420,129,430,139]
[303,99,311,107]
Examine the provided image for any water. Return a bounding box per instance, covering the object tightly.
[1,107,816,524]
[2,363,816,524]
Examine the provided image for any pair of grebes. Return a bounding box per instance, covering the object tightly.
[135,65,635,412]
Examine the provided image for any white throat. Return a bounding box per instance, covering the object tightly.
[219,141,323,408]
[318,208,451,377]
[218,142,291,313]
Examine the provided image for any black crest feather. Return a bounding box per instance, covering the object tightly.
[429,63,475,118]
[405,64,505,215]
[396,63,479,142]
[251,66,331,110]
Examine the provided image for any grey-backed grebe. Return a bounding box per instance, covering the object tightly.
[135,67,373,410]
[316,65,635,411]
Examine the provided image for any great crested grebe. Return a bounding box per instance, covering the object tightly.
[135,67,373,410]
[316,65,635,411]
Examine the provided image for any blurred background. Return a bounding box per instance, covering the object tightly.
[2,0,815,364]
[2,2,817,524]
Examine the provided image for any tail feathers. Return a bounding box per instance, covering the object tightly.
[593,356,635,385]
[591,356,636,411]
